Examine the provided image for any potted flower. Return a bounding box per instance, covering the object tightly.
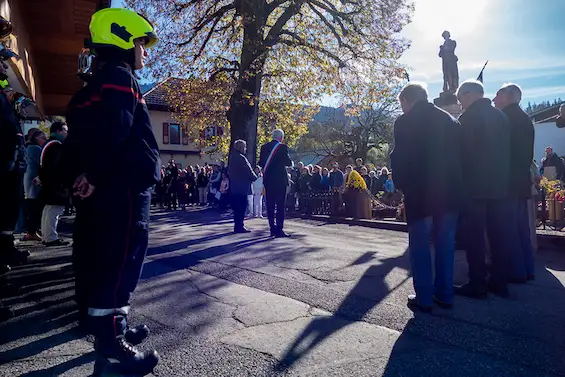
[345,170,371,219]
[540,177,565,221]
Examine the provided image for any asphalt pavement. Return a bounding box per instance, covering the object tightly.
[1,207,564,376]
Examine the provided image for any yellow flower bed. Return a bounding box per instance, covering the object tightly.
[346,170,367,191]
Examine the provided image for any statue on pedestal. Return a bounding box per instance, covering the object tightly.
[439,30,459,94]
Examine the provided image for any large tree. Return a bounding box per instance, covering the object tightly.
[126,0,413,164]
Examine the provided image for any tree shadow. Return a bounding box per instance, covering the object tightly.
[142,236,274,279]
[276,249,410,370]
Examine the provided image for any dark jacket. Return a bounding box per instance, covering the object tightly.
[310,173,322,191]
[258,140,292,190]
[390,101,464,223]
[228,151,257,195]
[329,169,344,188]
[458,98,510,199]
[541,152,565,181]
[197,172,209,188]
[502,103,534,198]
[64,62,160,193]
[40,137,70,205]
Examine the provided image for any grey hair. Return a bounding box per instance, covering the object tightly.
[499,83,522,103]
[399,82,428,105]
[234,139,246,152]
[456,80,484,97]
[272,129,285,141]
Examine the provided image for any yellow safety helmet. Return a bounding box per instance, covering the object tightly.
[89,8,158,51]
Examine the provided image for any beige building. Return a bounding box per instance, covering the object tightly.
[144,80,220,169]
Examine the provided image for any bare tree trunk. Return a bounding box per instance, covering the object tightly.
[227,0,266,167]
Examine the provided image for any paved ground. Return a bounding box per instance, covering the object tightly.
[1,208,565,376]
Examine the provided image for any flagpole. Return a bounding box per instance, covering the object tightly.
[477,60,489,82]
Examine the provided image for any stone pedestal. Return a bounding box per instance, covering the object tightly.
[434,91,462,118]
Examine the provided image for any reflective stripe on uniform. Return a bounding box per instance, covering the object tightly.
[88,306,130,316]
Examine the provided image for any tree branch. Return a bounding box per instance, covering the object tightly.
[177,3,236,47]
[279,30,346,67]
[265,0,305,43]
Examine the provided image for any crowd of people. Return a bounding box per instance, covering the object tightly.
[391,80,537,312]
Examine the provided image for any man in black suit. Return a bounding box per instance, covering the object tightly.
[455,80,513,298]
[494,83,535,282]
[259,129,293,237]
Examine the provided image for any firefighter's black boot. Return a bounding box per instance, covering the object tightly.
[93,337,159,376]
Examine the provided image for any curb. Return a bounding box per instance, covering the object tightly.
[294,214,564,251]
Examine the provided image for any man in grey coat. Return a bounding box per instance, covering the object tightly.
[228,140,257,233]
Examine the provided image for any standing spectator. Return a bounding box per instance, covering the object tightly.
[166,160,179,210]
[209,165,222,205]
[344,165,353,184]
[40,122,70,247]
[197,167,209,205]
[329,162,344,191]
[228,140,257,233]
[321,168,330,191]
[540,146,565,181]
[360,166,370,187]
[186,166,197,206]
[259,129,293,237]
[494,83,535,282]
[177,169,188,210]
[310,165,322,192]
[455,80,513,298]
[218,171,230,211]
[22,129,47,241]
[354,158,364,173]
[252,166,264,218]
[369,171,379,195]
[377,167,389,191]
[384,172,395,193]
[390,82,463,312]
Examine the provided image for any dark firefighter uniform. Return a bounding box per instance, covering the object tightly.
[65,60,160,341]
[0,87,27,266]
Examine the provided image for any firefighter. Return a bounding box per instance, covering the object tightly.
[63,8,161,375]
[0,81,29,274]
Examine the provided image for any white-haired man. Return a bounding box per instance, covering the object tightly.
[455,80,513,298]
[390,82,464,312]
[259,129,293,237]
[494,83,535,282]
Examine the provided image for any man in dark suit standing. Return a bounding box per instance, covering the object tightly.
[259,129,293,237]
[494,83,535,282]
[455,80,513,298]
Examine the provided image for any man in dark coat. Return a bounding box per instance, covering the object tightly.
[228,140,257,233]
[259,129,293,237]
[540,146,565,181]
[391,83,464,312]
[39,121,70,247]
[455,80,513,298]
[494,83,535,282]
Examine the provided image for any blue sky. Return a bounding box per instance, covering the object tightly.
[114,0,565,106]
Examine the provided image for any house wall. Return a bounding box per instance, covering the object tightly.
[149,110,218,169]
[534,122,565,162]
[0,0,42,108]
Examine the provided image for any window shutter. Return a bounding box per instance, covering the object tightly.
[163,123,169,144]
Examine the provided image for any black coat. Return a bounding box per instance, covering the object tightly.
[40,138,70,205]
[458,98,510,200]
[390,101,464,223]
[258,140,292,190]
[541,153,565,181]
[502,103,534,198]
[228,151,257,195]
